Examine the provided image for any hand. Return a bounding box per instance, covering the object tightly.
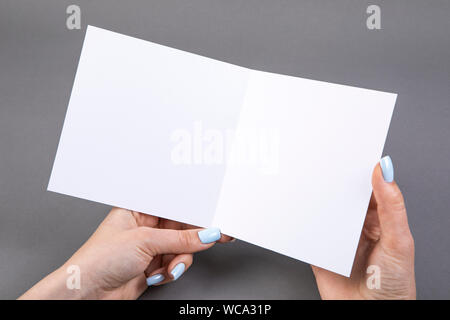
[20,208,231,299]
[312,156,416,299]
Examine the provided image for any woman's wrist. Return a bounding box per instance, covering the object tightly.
[19,266,77,299]
[19,264,101,300]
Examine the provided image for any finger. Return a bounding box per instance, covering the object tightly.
[368,193,377,210]
[372,156,413,249]
[101,208,143,230]
[131,210,159,228]
[180,222,199,230]
[217,234,235,243]
[167,253,193,281]
[180,223,233,243]
[162,254,175,266]
[136,227,222,255]
[144,254,162,277]
[160,218,183,230]
[146,254,194,286]
[362,197,381,242]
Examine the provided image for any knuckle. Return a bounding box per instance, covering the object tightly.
[379,197,407,217]
[391,199,407,214]
[387,191,406,211]
[394,232,415,253]
[177,231,194,248]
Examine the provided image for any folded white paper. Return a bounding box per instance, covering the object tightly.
[49,25,396,276]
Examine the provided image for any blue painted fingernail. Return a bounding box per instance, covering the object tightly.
[380,155,394,183]
[198,227,221,244]
[146,273,164,286]
[171,263,185,281]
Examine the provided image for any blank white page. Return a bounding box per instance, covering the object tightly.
[48,26,249,227]
[213,70,396,276]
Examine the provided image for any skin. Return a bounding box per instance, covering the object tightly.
[20,163,415,300]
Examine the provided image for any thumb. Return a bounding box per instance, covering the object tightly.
[134,226,222,256]
[372,156,413,249]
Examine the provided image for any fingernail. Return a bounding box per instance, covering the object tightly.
[380,155,394,183]
[198,227,221,244]
[146,273,164,286]
[171,263,185,281]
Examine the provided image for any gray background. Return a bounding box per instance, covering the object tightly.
[0,0,449,299]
